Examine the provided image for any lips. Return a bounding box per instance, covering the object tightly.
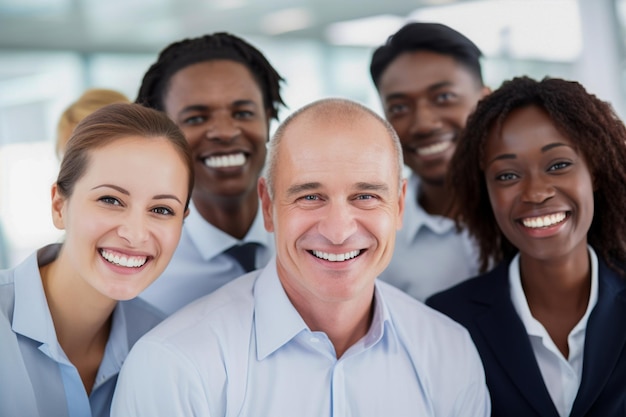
[203,152,246,168]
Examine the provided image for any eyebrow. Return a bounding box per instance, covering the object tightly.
[179,100,258,115]
[485,142,573,167]
[286,182,321,197]
[286,181,390,196]
[355,182,390,193]
[92,184,183,204]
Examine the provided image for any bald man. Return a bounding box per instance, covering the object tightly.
[112,98,490,417]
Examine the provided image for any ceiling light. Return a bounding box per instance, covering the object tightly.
[325,14,406,47]
[260,7,314,35]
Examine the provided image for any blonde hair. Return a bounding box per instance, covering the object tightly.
[56,88,130,159]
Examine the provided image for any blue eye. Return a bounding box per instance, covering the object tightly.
[303,195,318,201]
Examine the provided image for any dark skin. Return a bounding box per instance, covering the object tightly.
[483,105,596,358]
[164,60,271,239]
[377,51,489,217]
[520,252,591,357]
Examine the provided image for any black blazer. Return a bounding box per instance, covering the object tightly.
[427,257,626,417]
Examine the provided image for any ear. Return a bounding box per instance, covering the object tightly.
[480,85,492,98]
[257,177,275,232]
[396,178,407,230]
[50,183,67,230]
[183,208,190,219]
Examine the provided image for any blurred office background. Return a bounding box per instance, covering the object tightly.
[0,0,623,267]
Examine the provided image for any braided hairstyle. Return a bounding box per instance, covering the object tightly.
[449,76,626,274]
[136,32,285,119]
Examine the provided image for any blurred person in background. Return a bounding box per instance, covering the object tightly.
[135,32,286,315]
[370,22,491,301]
[56,88,130,159]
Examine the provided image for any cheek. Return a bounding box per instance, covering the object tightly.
[156,222,185,255]
[277,209,315,244]
[177,125,202,148]
[486,185,511,226]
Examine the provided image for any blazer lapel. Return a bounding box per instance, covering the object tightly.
[570,260,626,417]
[474,267,559,417]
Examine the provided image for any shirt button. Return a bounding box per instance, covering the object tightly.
[310,337,320,343]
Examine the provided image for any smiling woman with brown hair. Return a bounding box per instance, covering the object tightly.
[0,103,193,417]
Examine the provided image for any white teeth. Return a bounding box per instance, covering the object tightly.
[100,249,147,268]
[522,212,567,229]
[204,153,246,168]
[417,141,452,156]
[311,250,361,262]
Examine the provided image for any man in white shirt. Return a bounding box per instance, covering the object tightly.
[111,98,490,417]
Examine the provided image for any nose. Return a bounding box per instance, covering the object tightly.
[117,210,150,246]
[521,173,555,204]
[317,201,358,245]
[408,100,443,137]
[205,113,241,142]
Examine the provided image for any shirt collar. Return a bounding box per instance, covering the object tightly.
[13,245,62,358]
[95,302,130,386]
[254,258,396,360]
[254,258,308,360]
[185,200,273,261]
[401,173,456,243]
[509,245,599,339]
[13,244,133,374]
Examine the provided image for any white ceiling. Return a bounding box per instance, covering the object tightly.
[0,0,467,53]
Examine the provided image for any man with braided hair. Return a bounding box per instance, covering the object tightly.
[137,33,286,315]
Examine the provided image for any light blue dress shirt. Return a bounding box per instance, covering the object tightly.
[378,173,480,301]
[139,201,274,316]
[0,244,164,417]
[112,257,490,417]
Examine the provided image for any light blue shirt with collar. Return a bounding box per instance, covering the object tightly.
[139,201,274,316]
[378,173,480,301]
[0,244,164,417]
[112,257,490,417]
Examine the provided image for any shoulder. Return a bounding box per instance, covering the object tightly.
[138,272,258,349]
[378,282,488,395]
[115,272,260,414]
[379,281,475,346]
[426,261,510,312]
[118,297,166,344]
